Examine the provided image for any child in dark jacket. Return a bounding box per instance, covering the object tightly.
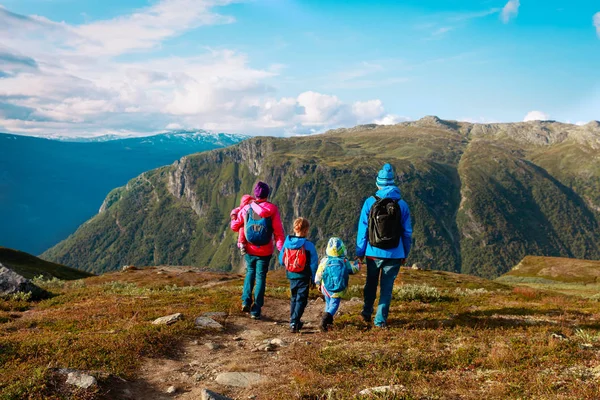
[279,218,319,333]
[315,237,360,332]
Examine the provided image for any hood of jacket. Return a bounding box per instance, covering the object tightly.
[240,194,255,209]
[326,237,347,257]
[247,200,278,218]
[285,235,307,250]
[376,185,402,200]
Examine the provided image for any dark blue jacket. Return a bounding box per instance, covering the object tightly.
[356,186,413,259]
[279,235,319,281]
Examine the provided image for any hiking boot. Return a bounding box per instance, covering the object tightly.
[361,312,372,324]
[320,312,333,332]
[250,314,261,320]
[374,322,388,330]
[290,324,299,334]
[241,304,251,313]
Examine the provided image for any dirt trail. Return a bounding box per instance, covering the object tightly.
[108,287,357,400]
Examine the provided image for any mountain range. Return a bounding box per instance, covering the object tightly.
[0,131,247,255]
[42,117,600,278]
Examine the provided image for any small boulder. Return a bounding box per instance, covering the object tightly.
[0,264,48,300]
[257,343,275,352]
[411,264,420,270]
[359,385,405,396]
[166,385,177,394]
[551,333,568,341]
[65,371,97,389]
[122,265,137,271]
[215,372,266,388]
[201,388,233,400]
[195,317,224,330]
[270,338,285,347]
[193,372,205,382]
[205,342,221,351]
[152,313,184,325]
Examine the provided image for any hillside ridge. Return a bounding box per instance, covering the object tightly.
[42,120,600,277]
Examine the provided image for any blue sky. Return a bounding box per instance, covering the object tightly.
[0,0,599,137]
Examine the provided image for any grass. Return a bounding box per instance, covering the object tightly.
[3,266,600,399]
[0,247,92,280]
[497,256,600,298]
[0,267,242,399]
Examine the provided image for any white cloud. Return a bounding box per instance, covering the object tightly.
[523,111,550,122]
[0,3,400,137]
[165,123,183,130]
[501,0,520,23]
[432,26,453,36]
[594,12,600,38]
[374,115,408,125]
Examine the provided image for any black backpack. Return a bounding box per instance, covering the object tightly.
[368,196,403,249]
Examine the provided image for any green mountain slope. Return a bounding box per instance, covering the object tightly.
[0,247,92,280]
[42,118,600,278]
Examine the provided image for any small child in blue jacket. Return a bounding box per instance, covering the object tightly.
[315,237,360,332]
[279,218,319,333]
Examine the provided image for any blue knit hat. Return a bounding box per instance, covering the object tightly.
[376,163,395,187]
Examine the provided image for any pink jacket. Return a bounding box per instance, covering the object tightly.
[230,199,285,257]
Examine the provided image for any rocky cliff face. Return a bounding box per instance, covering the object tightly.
[43,118,600,278]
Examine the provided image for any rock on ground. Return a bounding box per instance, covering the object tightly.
[205,341,221,350]
[0,264,48,300]
[166,385,177,394]
[65,371,97,389]
[269,338,285,347]
[152,313,184,325]
[359,385,405,395]
[195,317,224,330]
[201,388,234,400]
[215,372,266,388]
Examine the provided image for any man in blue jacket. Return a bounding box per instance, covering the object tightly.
[356,163,413,328]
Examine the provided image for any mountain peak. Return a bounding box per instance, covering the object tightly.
[408,115,460,131]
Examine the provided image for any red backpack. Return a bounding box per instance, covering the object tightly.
[283,246,307,273]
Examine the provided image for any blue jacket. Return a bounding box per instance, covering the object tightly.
[356,186,413,259]
[279,236,319,281]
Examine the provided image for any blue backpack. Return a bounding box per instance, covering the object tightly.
[322,257,349,293]
[245,207,273,246]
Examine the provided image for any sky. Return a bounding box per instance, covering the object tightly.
[0,0,599,137]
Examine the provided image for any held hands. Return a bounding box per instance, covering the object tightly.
[355,256,366,270]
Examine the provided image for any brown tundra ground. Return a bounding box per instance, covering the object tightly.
[2,266,600,399]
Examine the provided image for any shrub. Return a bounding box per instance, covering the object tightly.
[32,275,65,290]
[103,281,150,296]
[454,287,489,296]
[573,329,600,344]
[393,284,441,303]
[6,292,32,302]
[512,286,540,300]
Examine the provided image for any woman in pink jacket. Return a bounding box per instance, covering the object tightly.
[231,182,285,319]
